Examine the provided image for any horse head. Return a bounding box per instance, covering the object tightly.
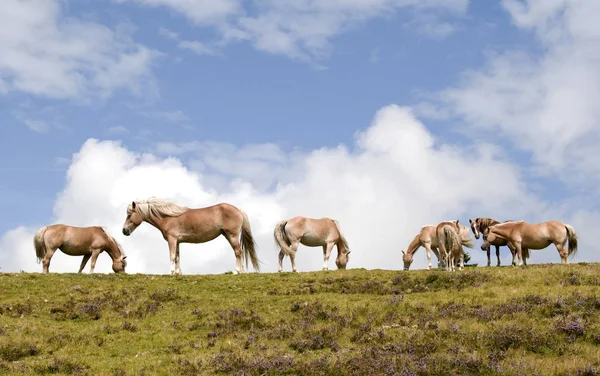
[335,250,350,270]
[469,218,480,239]
[112,255,127,273]
[401,249,413,270]
[122,201,143,236]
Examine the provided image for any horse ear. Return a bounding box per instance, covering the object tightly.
[131,201,136,209]
[122,255,127,259]
[469,219,472,224]
[401,250,406,255]
[346,251,351,255]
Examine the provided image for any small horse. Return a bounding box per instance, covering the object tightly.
[274,216,350,272]
[122,197,260,275]
[402,224,474,271]
[33,224,127,273]
[469,218,515,267]
[483,220,577,266]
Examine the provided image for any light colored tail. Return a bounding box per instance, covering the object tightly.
[273,220,293,256]
[240,211,260,272]
[332,219,350,254]
[443,226,462,257]
[565,224,578,258]
[33,226,48,263]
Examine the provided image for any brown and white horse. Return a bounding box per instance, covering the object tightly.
[483,220,577,266]
[274,216,350,272]
[469,218,515,267]
[402,224,474,271]
[436,220,474,271]
[122,197,260,275]
[33,224,127,273]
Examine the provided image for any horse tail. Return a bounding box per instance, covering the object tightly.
[240,210,260,272]
[443,226,461,257]
[332,219,350,254]
[565,224,578,258]
[33,226,48,263]
[273,220,293,257]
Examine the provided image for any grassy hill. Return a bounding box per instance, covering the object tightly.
[1,264,599,375]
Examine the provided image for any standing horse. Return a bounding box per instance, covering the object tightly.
[435,220,465,271]
[122,198,260,275]
[401,224,474,271]
[483,220,577,266]
[274,216,350,272]
[33,225,127,273]
[469,218,515,267]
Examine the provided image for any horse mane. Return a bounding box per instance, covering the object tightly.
[332,219,350,253]
[130,197,189,220]
[100,227,126,260]
[475,217,500,231]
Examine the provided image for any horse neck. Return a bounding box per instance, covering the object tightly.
[103,237,121,261]
[406,233,422,255]
[143,214,170,233]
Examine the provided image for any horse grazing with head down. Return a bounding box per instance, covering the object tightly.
[122,198,260,275]
[33,224,127,273]
[274,216,351,272]
[483,220,577,266]
[469,218,515,267]
[402,224,474,271]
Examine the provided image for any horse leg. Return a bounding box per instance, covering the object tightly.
[322,242,335,271]
[289,241,299,273]
[459,251,464,271]
[431,246,442,269]
[175,243,182,274]
[167,237,179,275]
[514,242,524,267]
[78,254,91,273]
[486,245,491,267]
[278,250,285,273]
[495,245,501,267]
[42,247,58,273]
[424,244,434,270]
[556,243,568,264]
[222,231,244,274]
[522,249,529,266]
[89,249,102,273]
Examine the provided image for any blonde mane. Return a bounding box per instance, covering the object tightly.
[99,227,126,259]
[458,225,475,248]
[129,197,189,220]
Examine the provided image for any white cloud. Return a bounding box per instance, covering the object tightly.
[114,0,242,25]
[126,0,468,63]
[0,0,159,100]
[21,118,50,133]
[178,40,216,55]
[3,104,581,276]
[434,0,600,187]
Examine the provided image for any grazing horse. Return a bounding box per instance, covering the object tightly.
[122,197,260,275]
[274,216,350,272]
[401,224,474,271]
[483,220,577,266]
[33,224,127,273]
[469,218,515,267]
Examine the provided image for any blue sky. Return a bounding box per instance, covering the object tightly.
[1,0,598,274]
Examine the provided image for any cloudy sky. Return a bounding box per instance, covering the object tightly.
[1,0,598,274]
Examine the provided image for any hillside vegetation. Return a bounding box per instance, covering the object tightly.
[1,264,599,375]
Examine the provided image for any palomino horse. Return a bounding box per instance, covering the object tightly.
[483,220,577,266]
[436,220,474,271]
[469,218,515,267]
[274,216,350,272]
[33,225,127,273]
[402,224,474,271]
[122,198,260,275]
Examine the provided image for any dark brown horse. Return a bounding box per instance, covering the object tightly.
[469,218,515,266]
[122,197,260,275]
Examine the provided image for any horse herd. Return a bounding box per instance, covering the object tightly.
[32,198,579,275]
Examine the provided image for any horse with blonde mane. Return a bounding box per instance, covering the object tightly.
[435,219,472,271]
[274,216,351,272]
[469,218,515,267]
[33,224,127,273]
[402,224,474,271]
[122,198,260,275]
[483,220,577,266]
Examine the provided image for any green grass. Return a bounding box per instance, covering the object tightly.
[1,264,599,375]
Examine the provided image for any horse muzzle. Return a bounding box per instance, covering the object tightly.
[122,227,131,236]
